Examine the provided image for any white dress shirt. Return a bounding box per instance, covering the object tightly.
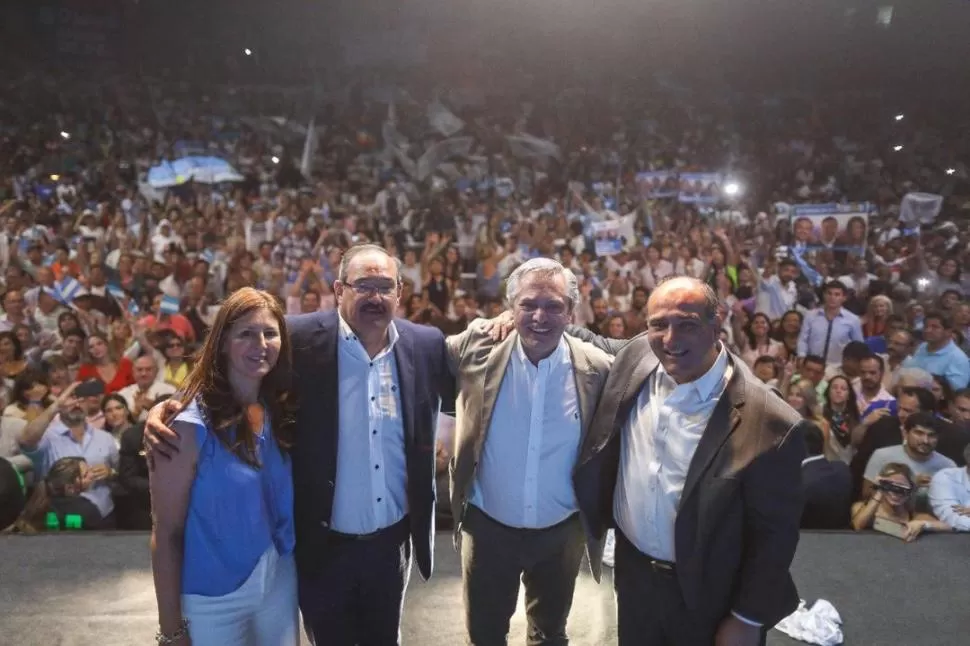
[614,345,732,562]
[929,467,970,532]
[330,316,409,534]
[469,337,582,529]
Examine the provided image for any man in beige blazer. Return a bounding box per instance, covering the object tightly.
[445,258,612,646]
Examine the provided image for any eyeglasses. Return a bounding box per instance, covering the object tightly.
[347,281,397,297]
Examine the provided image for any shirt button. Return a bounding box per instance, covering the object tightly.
[372,429,377,435]
[369,362,374,367]
[375,464,380,470]
[371,396,376,401]
[377,497,382,502]
[391,386,396,391]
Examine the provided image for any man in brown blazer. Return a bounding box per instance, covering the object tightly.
[569,276,808,646]
[446,258,612,646]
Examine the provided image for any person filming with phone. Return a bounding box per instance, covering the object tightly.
[850,462,949,540]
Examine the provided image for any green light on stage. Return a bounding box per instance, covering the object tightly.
[65,514,83,530]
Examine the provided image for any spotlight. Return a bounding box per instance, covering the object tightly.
[244,48,253,56]
[893,145,903,152]
[946,168,956,175]
[60,131,70,140]
[271,156,280,164]
[50,174,60,181]
[724,182,741,197]
[894,114,904,121]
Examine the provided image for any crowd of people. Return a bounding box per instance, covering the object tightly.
[1,58,970,546]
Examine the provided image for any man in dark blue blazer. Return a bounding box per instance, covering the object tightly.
[801,425,852,530]
[287,244,454,645]
[146,244,455,646]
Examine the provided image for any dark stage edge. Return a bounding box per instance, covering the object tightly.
[0,531,967,645]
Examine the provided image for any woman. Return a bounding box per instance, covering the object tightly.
[850,462,949,540]
[3,369,53,421]
[931,374,955,414]
[77,333,135,394]
[605,314,628,340]
[787,379,832,454]
[861,295,893,339]
[736,312,787,368]
[102,394,136,444]
[150,287,298,646]
[159,331,192,389]
[823,376,861,464]
[774,310,804,358]
[16,457,105,532]
[0,331,28,385]
[56,311,82,342]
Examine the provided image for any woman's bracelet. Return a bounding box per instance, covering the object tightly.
[155,619,189,644]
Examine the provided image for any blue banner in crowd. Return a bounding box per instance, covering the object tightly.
[636,171,680,199]
[678,173,723,205]
[789,202,871,254]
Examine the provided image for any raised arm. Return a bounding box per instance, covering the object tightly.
[149,420,199,644]
[564,324,630,356]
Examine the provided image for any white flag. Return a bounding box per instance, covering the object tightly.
[416,137,473,181]
[899,192,943,225]
[507,134,561,162]
[300,118,316,180]
[427,100,464,137]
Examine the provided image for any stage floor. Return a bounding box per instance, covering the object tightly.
[0,531,967,645]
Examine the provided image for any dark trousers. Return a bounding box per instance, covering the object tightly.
[298,517,412,646]
[460,505,586,646]
[613,530,766,646]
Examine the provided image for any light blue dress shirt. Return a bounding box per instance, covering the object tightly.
[796,307,864,365]
[929,467,970,532]
[177,399,295,597]
[903,340,970,390]
[331,315,409,534]
[469,337,582,529]
[23,421,118,518]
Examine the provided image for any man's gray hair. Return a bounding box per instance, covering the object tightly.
[337,244,403,283]
[655,275,720,322]
[506,258,580,308]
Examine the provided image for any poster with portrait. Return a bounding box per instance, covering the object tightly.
[591,220,623,256]
[678,172,722,205]
[636,171,680,199]
[788,203,871,255]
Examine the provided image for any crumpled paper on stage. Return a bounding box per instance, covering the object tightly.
[602,530,616,567]
[775,599,843,646]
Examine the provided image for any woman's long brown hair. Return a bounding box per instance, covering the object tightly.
[176,287,296,467]
[18,457,86,533]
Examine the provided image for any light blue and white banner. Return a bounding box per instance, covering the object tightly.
[678,173,723,204]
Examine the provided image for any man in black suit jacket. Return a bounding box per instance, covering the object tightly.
[569,277,806,646]
[801,425,852,529]
[146,244,455,646]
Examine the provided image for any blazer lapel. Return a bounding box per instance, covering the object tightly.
[581,337,658,465]
[314,312,340,455]
[678,363,746,511]
[393,323,417,447]
[565,336,600,451]
[477,333,516,453]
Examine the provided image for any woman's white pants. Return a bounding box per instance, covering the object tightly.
[182,546,299,646]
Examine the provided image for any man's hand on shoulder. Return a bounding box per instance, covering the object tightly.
[143,399,188,467]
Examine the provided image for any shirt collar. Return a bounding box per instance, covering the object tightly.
[514,334,568,370]
[338,313,399,354]
[658,343,730,401]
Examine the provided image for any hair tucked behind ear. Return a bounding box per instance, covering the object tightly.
[177,288,297,468]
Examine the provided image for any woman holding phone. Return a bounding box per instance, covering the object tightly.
[149,288,298,646]
[850,462,949,540]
